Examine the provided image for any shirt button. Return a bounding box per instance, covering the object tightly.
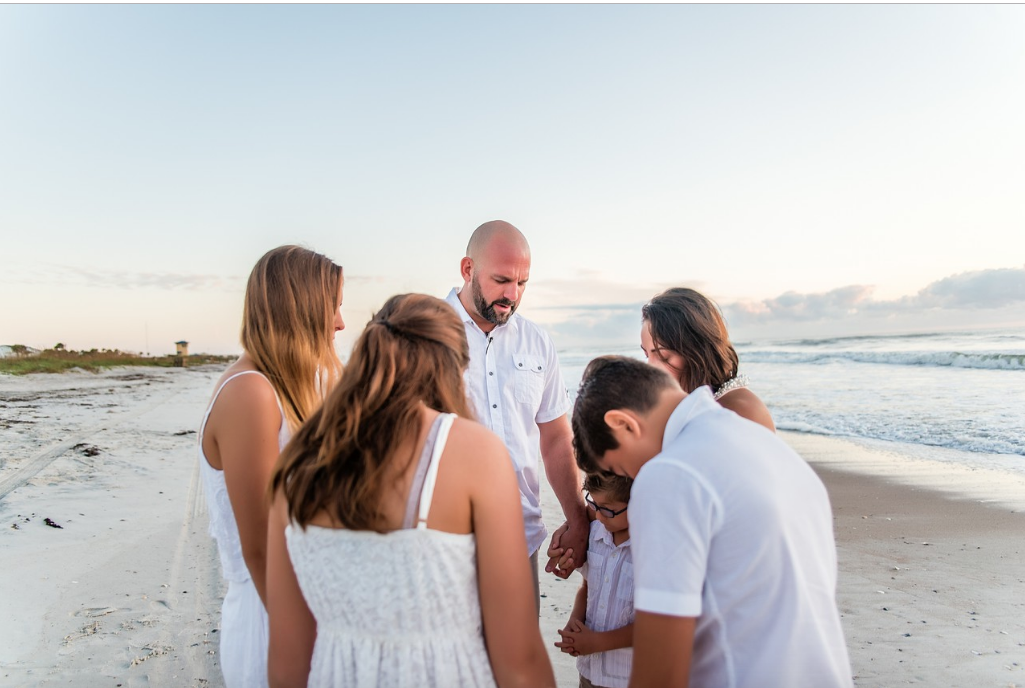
[492,404,497,409]
[537,366,542,371]
[489,371,494,376]
[518,362,523,367]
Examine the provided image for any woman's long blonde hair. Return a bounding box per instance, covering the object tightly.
[270,293,473,531]
[241,245,343,431]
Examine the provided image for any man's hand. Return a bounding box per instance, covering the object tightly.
[545,522,575,578]
[549,517,587,578]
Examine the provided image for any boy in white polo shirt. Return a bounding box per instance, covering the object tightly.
[570,356,852,688]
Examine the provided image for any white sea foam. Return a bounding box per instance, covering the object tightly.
[558,327,1025,461]
[741,350,1025,371]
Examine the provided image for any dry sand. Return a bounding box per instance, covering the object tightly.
[2,367,1023,687]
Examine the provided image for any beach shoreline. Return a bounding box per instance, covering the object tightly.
[2,369,1023,686]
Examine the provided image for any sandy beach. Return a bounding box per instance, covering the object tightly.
[2,367,1024,687]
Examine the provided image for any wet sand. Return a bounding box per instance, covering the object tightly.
[2,368,1024,686]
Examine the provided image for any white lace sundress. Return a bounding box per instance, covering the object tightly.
[285,413,498,688]
[199,370,291,688]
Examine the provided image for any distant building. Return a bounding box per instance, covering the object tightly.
[0,345,40,359]
[175,341,189,356]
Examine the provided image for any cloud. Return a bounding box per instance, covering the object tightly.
[892,266,1025,310]
[727,285,876,322]
[529,266,1025,347]
[724,266,1025,326]
[529,271,704,311]
[0,263,387,292]
[61,267,244,291]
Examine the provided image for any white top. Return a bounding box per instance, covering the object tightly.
[630,387,853,688]
[445,288,570,555]
[285,413,497,688]
[577,520,634,688]
[199,370,290,583]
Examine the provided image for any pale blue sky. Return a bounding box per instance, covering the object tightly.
[2,5,1024,354]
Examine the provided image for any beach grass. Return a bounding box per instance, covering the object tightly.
[0,347,234,375]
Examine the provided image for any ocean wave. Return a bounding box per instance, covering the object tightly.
[775,419,1025,457]
[742,350,1025,371]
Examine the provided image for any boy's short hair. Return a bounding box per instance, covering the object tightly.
[583,472,632,503]
[572,356,677,474]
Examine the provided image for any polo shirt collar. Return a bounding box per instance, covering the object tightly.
[661,385,719,452]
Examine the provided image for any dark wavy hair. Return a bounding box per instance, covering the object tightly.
[641,287,739,393]
[270,293,474,531]
[571,356,675,475]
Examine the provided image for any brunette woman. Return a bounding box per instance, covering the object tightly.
[641,287,774,431]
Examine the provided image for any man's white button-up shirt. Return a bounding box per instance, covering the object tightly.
[446,288,570,555]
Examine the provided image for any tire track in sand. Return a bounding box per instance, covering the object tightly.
[0,385,183,501]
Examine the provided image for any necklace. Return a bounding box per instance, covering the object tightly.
[714,374,750,400]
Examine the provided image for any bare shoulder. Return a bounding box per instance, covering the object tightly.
[441,417,516,489]
[718,387,776,432]
[443,417,511,465]
[209,370,282,427]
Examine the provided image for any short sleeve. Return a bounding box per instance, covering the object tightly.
[535,331,569,424]
[630,459,721,618]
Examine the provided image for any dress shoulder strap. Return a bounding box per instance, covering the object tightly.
[415,413,457,530]
[199,370,284,443]
[400,413,446,529]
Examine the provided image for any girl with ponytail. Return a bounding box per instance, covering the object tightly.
[266,293,555,688]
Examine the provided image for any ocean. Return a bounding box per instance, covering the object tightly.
[557,327,1025,475]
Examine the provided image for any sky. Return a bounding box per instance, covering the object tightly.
[1,4,1024,355]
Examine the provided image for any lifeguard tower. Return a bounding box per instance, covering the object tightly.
[174,340,189,367]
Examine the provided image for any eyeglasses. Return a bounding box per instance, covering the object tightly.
[585,493,628,518]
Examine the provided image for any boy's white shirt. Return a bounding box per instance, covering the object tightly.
[630,386,853,688]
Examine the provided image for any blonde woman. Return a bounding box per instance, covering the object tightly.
[266,294,555,688]
[198,245,344,688]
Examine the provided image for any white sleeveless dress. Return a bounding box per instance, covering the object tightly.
[199,370,291,688]
[285,413,498,688]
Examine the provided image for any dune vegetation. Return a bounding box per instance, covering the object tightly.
[0,344,234,374]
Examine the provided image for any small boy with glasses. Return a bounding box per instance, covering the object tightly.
[555,473,634,688]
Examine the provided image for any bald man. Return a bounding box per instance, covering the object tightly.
[445,220,589,609]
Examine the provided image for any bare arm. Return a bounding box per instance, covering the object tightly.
[628,611,695,688]
[538,414,589,571]
[211,375,284,604]
[266,493,316,688]
[469,428,556,687]
[569,579,587,624]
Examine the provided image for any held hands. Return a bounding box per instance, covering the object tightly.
[555,618,600,657]
[545,520,586,579]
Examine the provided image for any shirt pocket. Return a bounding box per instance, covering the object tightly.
[512,354,545,406]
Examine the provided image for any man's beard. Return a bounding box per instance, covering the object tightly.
[471,275,517,326]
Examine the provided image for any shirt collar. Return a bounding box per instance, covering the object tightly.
[661,385,719,452]
[445,286,513,335]
[445,287,475,325]
[595,521,630,549]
